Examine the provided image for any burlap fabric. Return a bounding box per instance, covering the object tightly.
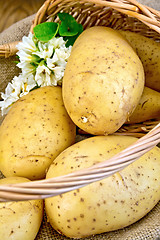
[0,1,160,239]
[138,0,160,10]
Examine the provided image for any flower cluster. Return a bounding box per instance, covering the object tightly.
[0,32,72,115]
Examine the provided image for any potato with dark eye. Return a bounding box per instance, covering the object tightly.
[45,135,160,238]
[0,86,76,180]
[62,26,145,135]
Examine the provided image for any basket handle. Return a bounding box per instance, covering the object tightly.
[0,41,20,58]
[0,0,160,58]
[0,123,159,202]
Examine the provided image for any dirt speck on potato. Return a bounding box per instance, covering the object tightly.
[0,86,76,180]
[45,135,160,238]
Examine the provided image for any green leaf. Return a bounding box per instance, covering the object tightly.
[64,35,78,47]
[157,142,160,148]
[58,12,82,37]
[58,13,83,47]
[59,22,78,36]
[64,24,83,47]
[33,22,59,42]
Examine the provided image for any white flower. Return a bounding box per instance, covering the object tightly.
[17,34,72,87]
[0,76,22,115]
[0,96,17,115]
[45,45,72,85]
[16,33,38,76]
[17,51,33,62]
[17,61,36,77]
[16,32,37,61]
[33,41,54,59]
[35,64,52,87]
[1,83,13,100]
[3,76,23,99]
[17,32,37,52]
[49,37,66,48]
[46,57,57,70]
[54,66,65,80]
[1,32,72,116]
[46,48,68,69]
[20,74,37,97]
[0,73,37,115]
[55,46,72,60]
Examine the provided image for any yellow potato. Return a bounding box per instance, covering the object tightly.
[45,135,160,238]
[126,86,160,124]
[119,30,160,92]
[0,86,76,180]
[62,26,145,135]
[0,177,43,240]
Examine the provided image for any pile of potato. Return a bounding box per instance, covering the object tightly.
[0,26,160,239]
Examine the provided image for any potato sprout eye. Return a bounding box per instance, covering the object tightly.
[81,116,88,123]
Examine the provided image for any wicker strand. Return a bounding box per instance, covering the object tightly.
[1,0,160,57]
[35,0,160,28]
[0,41,19,58]
[30,0,52,33]
[0,123,159,202]
[78,119,160,138]
[127,0,157,20]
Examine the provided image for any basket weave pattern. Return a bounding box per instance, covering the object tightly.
[0,123,159,201]
[1,0,160,58]
[32,0,160,33]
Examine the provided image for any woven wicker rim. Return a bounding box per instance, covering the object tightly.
[0,123,159,202]
[1,0,160,58]
[32,0,160,32]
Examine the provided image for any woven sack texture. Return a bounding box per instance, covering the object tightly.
[0,2,160,239]
[138,0,160,10]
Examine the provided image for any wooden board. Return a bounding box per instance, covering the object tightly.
[0,0,45,32]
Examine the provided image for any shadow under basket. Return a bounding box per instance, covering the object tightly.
[0,0,160,239]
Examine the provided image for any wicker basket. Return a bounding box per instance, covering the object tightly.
[0,0,160,239]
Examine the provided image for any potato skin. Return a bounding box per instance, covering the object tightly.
[45,135,160,238]
[62,26,145,135]
[0,86,76,180]
[119,30,160,92]
[126,86,160,124]
[0,177,43,240]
